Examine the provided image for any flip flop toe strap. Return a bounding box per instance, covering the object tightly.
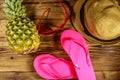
[69,40,91,67]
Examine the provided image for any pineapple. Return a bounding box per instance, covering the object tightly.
[3,0,40,54]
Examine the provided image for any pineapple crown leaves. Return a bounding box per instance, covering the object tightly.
[3,0,26,20]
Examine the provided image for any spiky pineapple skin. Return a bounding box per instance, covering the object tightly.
[6,17,40,54]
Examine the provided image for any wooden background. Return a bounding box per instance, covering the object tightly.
[0,0,120,80]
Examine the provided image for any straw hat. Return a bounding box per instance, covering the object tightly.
[71,0,120,44]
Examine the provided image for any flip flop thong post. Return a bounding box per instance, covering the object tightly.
[34,54,77,79]
[61,30,96,80]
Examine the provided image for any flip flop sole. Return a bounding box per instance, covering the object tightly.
[34,54,77,79]
[61,30,96,80]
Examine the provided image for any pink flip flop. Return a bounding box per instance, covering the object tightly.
[34,54,77,79]
[61,30,96,80]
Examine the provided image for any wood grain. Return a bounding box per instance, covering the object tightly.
[0,71,119,80]
[0,0,120,80]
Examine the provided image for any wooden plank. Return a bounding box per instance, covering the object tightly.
[0,0,71,20]
[95,71,120,80]
[0,0,77,4]
[0,71,119,80]
[0,72,43,80]
[0,49,120,71]
[0,6,69,20]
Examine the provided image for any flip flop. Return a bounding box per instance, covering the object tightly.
[34,54,77,79]
[61,30,96,80]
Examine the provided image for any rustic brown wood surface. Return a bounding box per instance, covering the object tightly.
[0,0,120,80]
